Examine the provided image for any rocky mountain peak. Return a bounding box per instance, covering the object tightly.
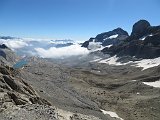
[131,20,151,39]
[112,27,129,36]
[81,27,129,48]
[95,27,128,41]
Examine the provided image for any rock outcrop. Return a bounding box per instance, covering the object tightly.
[0,44,19,66]
[0,65,51,106]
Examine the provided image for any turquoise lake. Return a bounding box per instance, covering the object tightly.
[13,60,28,69]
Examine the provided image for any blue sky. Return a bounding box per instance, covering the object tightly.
[0,0,160,41]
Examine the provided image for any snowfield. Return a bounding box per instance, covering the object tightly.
[98,56,160,70]
[108,34,119,39]
[105,44,113,48]
[131,57,160,70]
[143,80,160,88]
[140,34,153,40]
[98,55,132,65]
[100,109,124,120]
[103,34,119,40]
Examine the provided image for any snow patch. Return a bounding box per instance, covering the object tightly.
[136,92,140,95]
[99,55,131,65]
[108,34,119,39]
[140,34,153,40]
[132,80,137,82]
[105,44,113,48]
[103,34,119,41]
[98,56,160,70]
[143,80,160,88]
[90,58,102,62]
[56,108,102,120]
[132,57,160,70]
[100,109,123,120]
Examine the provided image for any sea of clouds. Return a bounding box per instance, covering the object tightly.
[0,38,89,58]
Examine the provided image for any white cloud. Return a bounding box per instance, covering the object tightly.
[35,44,89,58]
[87,40,104,52]
[88,41,101,50]
[1,39,28,49]
[0,38,89,58]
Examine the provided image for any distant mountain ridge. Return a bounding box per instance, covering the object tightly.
[82,20,160,59]
[82,28,129,48]
[0,36,17,40]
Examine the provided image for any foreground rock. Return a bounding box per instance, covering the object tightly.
[0,44,19,66]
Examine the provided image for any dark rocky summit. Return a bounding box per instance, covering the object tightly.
[0,36,16,40]
[0,44,8,49]
[130,20,151,40]
[82,28,129,47]
[127,19,160,41]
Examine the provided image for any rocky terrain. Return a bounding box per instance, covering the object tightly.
[16,56,159,120]
[0,19,160,120]
[0,41,116,120]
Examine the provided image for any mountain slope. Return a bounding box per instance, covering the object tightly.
[0,44,114,120]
